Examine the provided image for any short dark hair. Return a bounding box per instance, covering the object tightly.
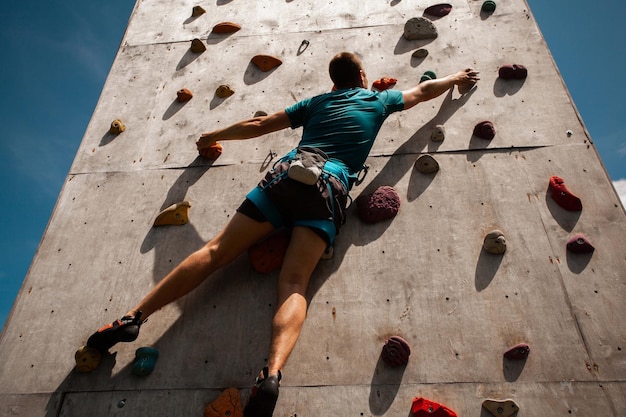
[329,52,363,89]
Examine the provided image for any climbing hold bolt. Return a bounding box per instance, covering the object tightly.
[566,130,573,137]
[356,186,401,224]
[414,154,440,174]
[251,55,283,72]
[109,119,125,135]
[154,201,191,226]
[199,142,223,160]
[420,70,437,83]
[203,388,243,417]
[190,38,206,53]
[132,347,159,376]
[381,336,411,367]
[498,64,527,80]
[424,3,453,18]
[248,231,290,274]
[549,176,582,211]
[482,399,519,417]
[473,120,496,140]
[483,230,506,254]
[191,5,206,17]
[412,48,429,59]
[566,233,594,253]
[504,343,530,360]
[216,85,235,98]
[403,17,439,41]
[176,88,193,103]
[212,22,241,34]
[431,125,446,142]
[75,346,102,373]
[411,397,458,417]
[482,1,497,13]
[372,77,397,91]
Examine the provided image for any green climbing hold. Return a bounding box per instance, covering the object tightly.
[420,70,437,83]
[132,347,159,376]
[482,1,496,12]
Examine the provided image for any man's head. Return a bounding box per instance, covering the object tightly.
[329,52,367,89]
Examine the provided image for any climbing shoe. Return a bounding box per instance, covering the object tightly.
[86,311,143,352]
[244,367,281,417]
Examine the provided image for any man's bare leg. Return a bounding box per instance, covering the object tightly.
[127,213,275,319]
[266,226,328,376]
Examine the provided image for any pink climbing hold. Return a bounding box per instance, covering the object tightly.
[381,336,411,367]
[504,343,530,360]
[549,176,582,211]
[567,234,594,253]
[356,186,400,223]
[411,397,458,417]
[473,121,496,140]
[424,3,453,17]
[498,64,528,80]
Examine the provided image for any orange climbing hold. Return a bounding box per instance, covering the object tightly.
[204,388,243,417]
[248,231,290,274]
[411,397,458,417]
[109,119,125,135]
[176,88,193,102]
[199,142,223,160]
[154,201,191,226]
[372,77,397,91]
[212,22,241,34]
[251,55,283,72]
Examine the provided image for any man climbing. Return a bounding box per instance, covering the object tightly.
[85,52,479,416]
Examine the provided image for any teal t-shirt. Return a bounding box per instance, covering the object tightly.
[285,88,404,173]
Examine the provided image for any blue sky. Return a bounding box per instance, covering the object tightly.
[1,0,624,330]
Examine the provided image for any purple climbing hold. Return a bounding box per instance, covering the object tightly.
[567,234,594,253]
[356,186,401,224]
[425,3,453,17]
[382,336,411,367]
[504,343,530,360]
[498,64,528,80]
[473,121,496,140]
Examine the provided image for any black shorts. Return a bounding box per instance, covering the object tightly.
[237,161,348,245]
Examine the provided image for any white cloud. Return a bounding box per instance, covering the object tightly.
[613,179,626,207]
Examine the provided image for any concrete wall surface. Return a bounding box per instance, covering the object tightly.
[1,0,624,416]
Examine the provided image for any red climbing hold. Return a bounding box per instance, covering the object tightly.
[504,343,530,360]
[251,55,283,72]
[356,186,400,224]
[473,121,496,140]
[549,176,582,211]
[248,231,290,274]
[567,234,594,253]
[411,397,458,417]
[498,64,528,80]
[424,3,453,17]
[199,142,223,160]
[372,77,397,92]
[381,336,411,367]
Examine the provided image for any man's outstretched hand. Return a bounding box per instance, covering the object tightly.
[455,68,480,94]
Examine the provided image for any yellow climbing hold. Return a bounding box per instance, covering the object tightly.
[75,346,102,373]
[109,119,125,135]
[154,201,191,226]
[216,85,235,98]
[192,5,206,17]
[190,38,206,53]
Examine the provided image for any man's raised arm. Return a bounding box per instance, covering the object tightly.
[402,68,479,110]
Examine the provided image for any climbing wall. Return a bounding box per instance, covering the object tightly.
[1,0,625,416]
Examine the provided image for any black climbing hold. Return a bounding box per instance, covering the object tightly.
[412,48,429,59]
[415,154,440,174]
[431,125,445,142]
[483,230,506,254]
[504,343,530,360]
[190,38,206,53]
[498,64,527,80]
[482,1,496,13]
[566,234,594,253]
